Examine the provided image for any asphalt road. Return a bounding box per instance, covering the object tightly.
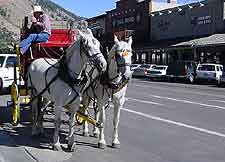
[0,79,225,162]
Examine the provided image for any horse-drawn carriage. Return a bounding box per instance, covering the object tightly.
[8,17,133,151]
[10,17,98,127]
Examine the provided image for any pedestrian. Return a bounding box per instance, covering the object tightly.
[19,5,51,54]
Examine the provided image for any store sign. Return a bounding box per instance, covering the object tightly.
[197,16,211,25]
[89,22,101,29]
[124,17,135,23]
[157,20,171,32]
[113,15,140,27]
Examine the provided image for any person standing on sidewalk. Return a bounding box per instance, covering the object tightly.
[19,5,51,54]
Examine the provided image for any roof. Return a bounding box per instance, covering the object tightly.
[199,63,223,66]
[173,33,225,47]
[152,2,178,12]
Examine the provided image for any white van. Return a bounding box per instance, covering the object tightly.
[0,54,19,90]
[196,63,223,83]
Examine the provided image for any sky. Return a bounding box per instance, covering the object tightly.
[52,0,200,18]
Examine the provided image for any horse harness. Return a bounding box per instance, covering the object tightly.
[29,41,102,107]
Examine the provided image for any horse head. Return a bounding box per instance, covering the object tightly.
[74,22,107,73]
[108,35,133,83]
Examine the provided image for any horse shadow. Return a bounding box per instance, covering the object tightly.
[0,122,77,151]
[0,107,99,151]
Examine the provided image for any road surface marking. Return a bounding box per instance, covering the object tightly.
[210,100,225,103]
[150,95,225,110]
[126,97,164,106]
[122,108,225,138]
[132,83,225,99]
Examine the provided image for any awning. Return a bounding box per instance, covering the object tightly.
[172,33,225,47]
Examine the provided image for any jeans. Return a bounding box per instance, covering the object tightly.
[19,33,49,54]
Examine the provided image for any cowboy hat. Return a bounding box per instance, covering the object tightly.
[33,5,43,13]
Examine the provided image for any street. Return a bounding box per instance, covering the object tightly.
[0,79,225,162]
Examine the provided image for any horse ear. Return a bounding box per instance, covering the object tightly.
[128,36,133,46]
[77,29,85,40]
[114,35,119,44]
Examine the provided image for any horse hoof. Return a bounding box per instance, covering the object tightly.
[98,143,106,149]
[83,132,89,137]
[93,133,99,138]
[112,143,120,149]
[52,145,62,151]
[68,143,76,152]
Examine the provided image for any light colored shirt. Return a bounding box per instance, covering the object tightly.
[34,14,51,35]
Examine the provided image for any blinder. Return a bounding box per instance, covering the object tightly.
[80,39,105,73]
[115,50,131,68]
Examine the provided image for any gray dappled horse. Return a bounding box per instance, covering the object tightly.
[28,26,107,151]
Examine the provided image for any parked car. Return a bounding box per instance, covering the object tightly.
[0,54,19,91]
[132,64,155,78]
[130,64,141,71]
[196,63,223,84]
[218,70,225,86]
[146,65,168,80]
[166,60,198,83]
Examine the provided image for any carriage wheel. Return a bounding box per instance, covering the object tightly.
[11,82,20,126]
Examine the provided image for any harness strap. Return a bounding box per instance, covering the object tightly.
[28,74,58,106]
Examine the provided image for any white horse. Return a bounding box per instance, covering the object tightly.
[27,27,107,151]
[81,35,133,149]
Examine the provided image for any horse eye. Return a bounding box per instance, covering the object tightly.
[92,39,97,45]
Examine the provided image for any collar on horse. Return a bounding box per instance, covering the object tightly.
[58,55,87,87]
[100,72,129,93]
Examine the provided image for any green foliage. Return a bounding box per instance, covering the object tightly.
[0,8,7,17]
[0,28,15,49]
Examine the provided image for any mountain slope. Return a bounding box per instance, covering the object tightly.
[0,0,82,49]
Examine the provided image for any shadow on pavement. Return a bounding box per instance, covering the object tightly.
[0,111,99,152]
[0,106,31,124]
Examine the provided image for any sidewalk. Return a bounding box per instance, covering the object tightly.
[0,124,72,162]
[0,127,34,162]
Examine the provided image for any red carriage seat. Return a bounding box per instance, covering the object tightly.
[34,29,75,47]
[31,29,75,59]
[21,29,75,78]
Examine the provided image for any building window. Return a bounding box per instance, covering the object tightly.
[152,53,156,63]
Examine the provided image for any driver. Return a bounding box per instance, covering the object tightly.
[18,5,51,54]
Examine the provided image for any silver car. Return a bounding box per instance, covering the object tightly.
[146,65,168,80]
[132,64,155,78]
[130,64,141,71]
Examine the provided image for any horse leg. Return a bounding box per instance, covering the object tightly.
[53,106,62,151]
[97,102,106,149]
[93,107,100,138]
[83,109,89,137]
[68,109,76,152]
[68,98,81,152]
[31,96,41,136]
[36,97,44,135]
[82,97,91,137]
[112,96,125,149]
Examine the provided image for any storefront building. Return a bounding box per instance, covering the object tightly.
[135,0,225,65]
[87,14,106,43]
[88,0,225,66]
[105,0,151,43]
[88,0,178,57]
